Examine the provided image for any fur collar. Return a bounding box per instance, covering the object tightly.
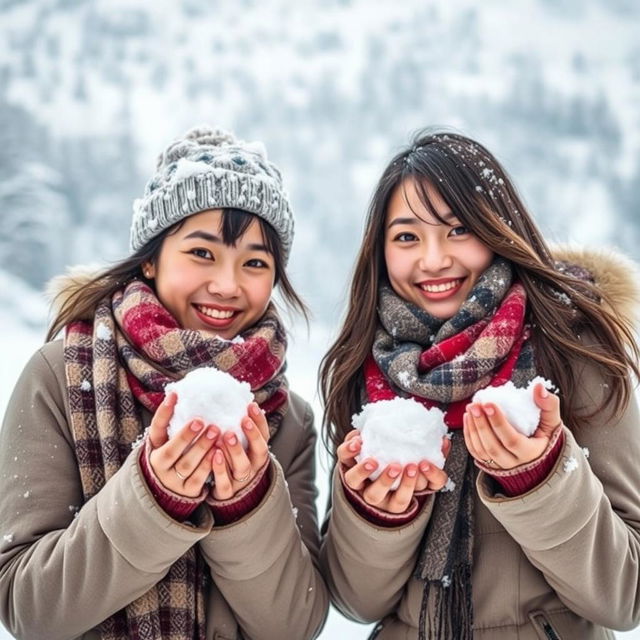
[551,244,640,326]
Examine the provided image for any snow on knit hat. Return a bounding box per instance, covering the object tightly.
[130,125,295,263]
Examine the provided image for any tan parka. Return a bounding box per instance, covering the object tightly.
[0,338,329,640]
[319,248,640,639]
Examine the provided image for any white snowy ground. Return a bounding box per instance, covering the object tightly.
[0,288,638,639]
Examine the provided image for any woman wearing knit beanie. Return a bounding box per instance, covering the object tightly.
[319,130,640,639]
[0,126,329,640]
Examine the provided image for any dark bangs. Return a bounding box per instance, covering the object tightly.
[220,208,308,319]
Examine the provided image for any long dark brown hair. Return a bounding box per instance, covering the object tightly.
[319,129,639,451]
[47,208,308,341]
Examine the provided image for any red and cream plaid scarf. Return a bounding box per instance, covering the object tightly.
[368,258,537,640]
[63,279,289,640]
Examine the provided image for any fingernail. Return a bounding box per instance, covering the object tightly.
[364,461,376,472]
[206,427,218,439]
[470,406,481,418]
[214,450,223,464]
[250,403,261,416]
[420,462,431,473]
[406,465,417,478]
[484,405,495,416]
[388,467,401,479]
[191,419,204,432]
[244,419,254,430]
[541,386,549,398]
[227,434,238,445]
[348,440,359,452]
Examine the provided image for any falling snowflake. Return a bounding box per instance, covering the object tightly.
[441,478,456,492]
[563,456,578,474]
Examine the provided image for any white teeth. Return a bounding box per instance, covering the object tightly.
[421,280,461,293]
[198,306,234,319]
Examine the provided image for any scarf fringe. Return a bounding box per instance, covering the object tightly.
[419,564,474,640]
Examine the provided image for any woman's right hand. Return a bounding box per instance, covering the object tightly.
[337,430,451,514]
[147,392,220,498]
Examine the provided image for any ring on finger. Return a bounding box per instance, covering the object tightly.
[482,458,495,466]
[174,468,187,481]
[232,471,252,483]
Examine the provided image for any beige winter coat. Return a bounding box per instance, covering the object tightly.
[320,248,640,639]
[0,339,329,640]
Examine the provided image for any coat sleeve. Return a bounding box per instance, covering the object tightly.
[319,464,436,623]
[0,346,213,640]
[477,353,640,632]
[197,402,329,640]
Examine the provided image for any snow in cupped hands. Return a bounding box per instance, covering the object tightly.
[165,367,253,448]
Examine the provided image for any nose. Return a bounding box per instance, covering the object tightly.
[418,239,453,273]
[207,265,241,299]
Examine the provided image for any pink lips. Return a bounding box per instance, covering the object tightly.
[193,303,240,328]
[416,277,465,300]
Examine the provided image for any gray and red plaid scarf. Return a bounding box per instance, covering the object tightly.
[63,279,289,640]
[367,258,538,640]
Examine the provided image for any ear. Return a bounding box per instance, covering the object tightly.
[142,261,156,279]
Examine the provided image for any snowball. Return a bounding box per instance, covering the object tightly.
[471,376,556,437]
[352,398,448,489]
[165,367,254,448]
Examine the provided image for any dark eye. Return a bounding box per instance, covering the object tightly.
[449,226,469,237]
[246,258,269,268]
[191,248,213,259]
[395,232,418,242]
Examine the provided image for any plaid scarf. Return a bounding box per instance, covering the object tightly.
[367,258,537,640]
[63,279,289,640]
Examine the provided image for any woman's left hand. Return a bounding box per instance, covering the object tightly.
[209,402,271,500]
[463,383,563,470]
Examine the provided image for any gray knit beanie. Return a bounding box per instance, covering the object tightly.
[130,125,295,263]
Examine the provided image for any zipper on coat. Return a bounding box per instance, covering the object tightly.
[528,610,561,640]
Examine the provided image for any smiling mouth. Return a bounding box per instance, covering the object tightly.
[193,304,240,326]
[419,278,464,293]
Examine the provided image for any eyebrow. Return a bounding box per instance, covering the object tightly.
[387,211,458,228]
[182,230,270,252]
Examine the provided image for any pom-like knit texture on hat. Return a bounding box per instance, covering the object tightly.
[130,125,294,262]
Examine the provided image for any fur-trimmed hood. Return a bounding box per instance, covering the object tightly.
[46,247,640,326]
[551,245,640,326]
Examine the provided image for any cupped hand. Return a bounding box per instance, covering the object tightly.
[148,392,219,498]
[337,429,451,514]
[463,382,563,470]
[209,402,271,500]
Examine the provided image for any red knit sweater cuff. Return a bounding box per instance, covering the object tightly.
[206,460,272,526]
[138,439,206,521]
[339,464,423,527]
[478,427,565,497]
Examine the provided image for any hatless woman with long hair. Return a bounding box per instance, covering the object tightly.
[319,129,640,639]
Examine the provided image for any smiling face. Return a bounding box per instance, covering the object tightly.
[384,178,494,320]
[145,209,276,338]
